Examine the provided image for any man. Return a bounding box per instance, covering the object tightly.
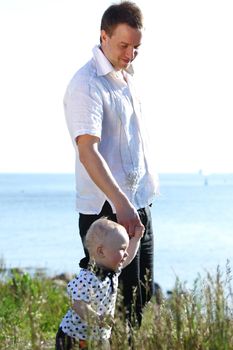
[64,1,158,325]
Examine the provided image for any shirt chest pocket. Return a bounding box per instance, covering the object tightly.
[106,89,136,131]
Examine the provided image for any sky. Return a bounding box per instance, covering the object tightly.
[0,0,233,174]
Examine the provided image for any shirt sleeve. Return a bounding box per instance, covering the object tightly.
[64,80,103,142]
[67,270,97,303]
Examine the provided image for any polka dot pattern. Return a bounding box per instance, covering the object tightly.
[60,268,119,341]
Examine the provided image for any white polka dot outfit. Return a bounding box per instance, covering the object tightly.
[60,268,119,341]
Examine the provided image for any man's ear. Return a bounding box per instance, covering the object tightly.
[100,30,108,44]
[96,245,105,258]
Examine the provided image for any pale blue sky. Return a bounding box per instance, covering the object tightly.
[0,0,232,174]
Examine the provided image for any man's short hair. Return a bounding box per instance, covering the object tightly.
[100,1,143,37]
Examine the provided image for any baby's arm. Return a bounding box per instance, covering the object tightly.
[72,300,100,323]
[122,226,144,268]
[72,300,113,327]
[68,274,104,324]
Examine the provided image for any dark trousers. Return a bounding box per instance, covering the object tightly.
[79,201,154,326]
[55,327,87,350]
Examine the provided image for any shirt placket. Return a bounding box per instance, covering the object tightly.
[113,75,141,193]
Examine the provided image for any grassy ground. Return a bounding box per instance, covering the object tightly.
[1,262,233,350]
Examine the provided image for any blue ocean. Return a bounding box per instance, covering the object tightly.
[1,173,233,292]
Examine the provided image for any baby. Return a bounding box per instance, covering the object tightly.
[55,217,144,350]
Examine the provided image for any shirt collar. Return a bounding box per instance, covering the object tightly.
[92,45,134,77]
[79,256,117,293]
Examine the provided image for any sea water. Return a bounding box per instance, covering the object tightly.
[1,173,233,292]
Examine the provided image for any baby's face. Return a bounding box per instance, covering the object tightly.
[101,227,129,272]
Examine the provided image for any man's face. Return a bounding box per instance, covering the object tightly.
[101,23,142,71]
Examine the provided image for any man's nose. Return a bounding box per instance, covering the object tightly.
[126,47,136,60]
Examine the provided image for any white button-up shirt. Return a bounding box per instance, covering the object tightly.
[64,46,158,214]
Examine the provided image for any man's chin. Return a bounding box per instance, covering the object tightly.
[123,62,130,69]
[119,60,130,69]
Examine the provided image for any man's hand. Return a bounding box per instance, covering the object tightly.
[114,200,144,237]
[134,225,145,239]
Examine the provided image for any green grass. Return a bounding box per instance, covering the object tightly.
[1,262,233,350]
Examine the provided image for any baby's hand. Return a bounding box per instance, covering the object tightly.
[134,225,145,239]
[99,314,115,328]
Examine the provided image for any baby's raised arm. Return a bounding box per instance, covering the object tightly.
[123,226,144,268]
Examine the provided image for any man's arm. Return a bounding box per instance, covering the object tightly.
[77,134,144,236]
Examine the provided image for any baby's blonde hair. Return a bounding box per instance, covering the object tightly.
[85,217,123,256]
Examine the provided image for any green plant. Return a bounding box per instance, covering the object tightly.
[1,263,233,350]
